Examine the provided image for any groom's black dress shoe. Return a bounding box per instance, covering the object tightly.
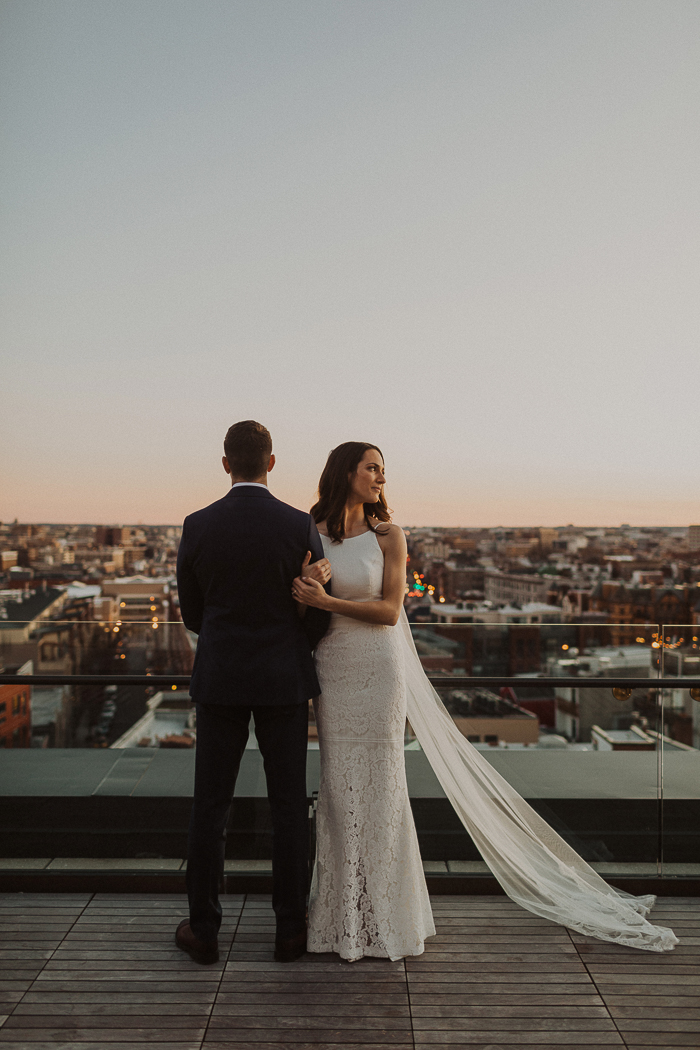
[175,919,219,965]
[274,929,307,963]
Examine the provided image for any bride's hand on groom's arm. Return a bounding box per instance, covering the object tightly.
[292,575,331,609]
[299,551,331,587]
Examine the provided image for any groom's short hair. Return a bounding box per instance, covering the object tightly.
[224,420,273,480]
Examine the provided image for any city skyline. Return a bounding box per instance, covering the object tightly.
[3,1,700,528]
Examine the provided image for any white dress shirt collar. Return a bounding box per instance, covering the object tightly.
[231,482,269,490]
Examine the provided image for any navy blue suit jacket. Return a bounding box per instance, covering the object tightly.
[176,486,330,706]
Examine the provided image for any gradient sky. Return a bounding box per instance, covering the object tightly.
[2,1,700,527]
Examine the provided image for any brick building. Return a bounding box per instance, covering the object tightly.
[0,660,31,748]
[590,582,694,644]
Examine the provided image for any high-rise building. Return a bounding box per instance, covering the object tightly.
[689,525,700,551]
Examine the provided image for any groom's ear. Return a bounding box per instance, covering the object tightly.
[267,454,276,474]
[222,456,232,475]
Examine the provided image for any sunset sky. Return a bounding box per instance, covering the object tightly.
[2,1,700,527]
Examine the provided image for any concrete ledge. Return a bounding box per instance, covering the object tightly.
[4,748,700,799]
[447,860,490,874]
[3,857,699,876]
[223,859,273,873]
[1,863,699,897]
[46,857,184,870]
[0,857,53,870]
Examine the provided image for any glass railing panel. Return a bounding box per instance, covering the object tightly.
[0,616,272,867]
[0,618,194,749]
[406,618,661,874]
[0,614,664,878]
[659,623,700,878]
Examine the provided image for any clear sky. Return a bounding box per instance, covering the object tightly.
[2,0,699,528]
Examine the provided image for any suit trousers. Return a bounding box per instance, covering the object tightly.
[187,701,310,943]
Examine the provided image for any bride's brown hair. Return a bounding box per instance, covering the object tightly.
[311,442,392,543]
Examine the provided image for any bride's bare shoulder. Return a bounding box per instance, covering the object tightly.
[315,520,329,537]
[370,520,406,548]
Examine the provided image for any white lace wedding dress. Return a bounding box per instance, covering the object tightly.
[307,530,678,961]
[307,530,435,961]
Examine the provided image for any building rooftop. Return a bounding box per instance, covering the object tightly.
[0,587,64,628]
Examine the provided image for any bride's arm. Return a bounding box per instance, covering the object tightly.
[291,525,406,627]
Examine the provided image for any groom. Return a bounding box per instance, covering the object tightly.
[175,420,331,964]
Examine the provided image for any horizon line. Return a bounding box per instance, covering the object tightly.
[2,520,698,531]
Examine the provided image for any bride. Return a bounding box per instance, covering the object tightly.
[292,442,678,962]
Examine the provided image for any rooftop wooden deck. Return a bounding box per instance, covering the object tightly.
[0,892,697,1048]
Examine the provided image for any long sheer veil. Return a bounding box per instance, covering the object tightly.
[399,611,677,952]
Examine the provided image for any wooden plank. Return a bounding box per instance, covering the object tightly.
[206,1044,415,1050]
[427,933,569,942]
[72,916,232,926]
[0,892,91,899]
[586,966,700,977]
[207,1015,411,1031]
[412,1017,618,1032]
[579,944,700,961]
[223,961,406,976]
[21,992,216,1004]
[0,925,76,934]
[0,1038,203,1048]
[409,994,604,1006]
[24,980,219,993]
[604,996,700,1008]
[64,930,235,941]
[406,959,587,970]
[0,970,46,982]
[592,973,700,985]
[0,939,64,948]
[2,1017,208,1031]
[50,950,212,961]
[44,963,224,974]
[612,1008,700,1020]
[204,1032,411,1044]
[216,991,408,1004]
[416,941,580,956]
[412,1036,624,1046]
[616,1019,700,1031]
[79,910,193,918]
[212,1003,409,1018]
[622,1038,700,1047]
[90,893,204,901]
[36,973,222,984]
[411,1006,610,1018]
[0,907,87,915]
[13,1004,214,1016]
[0,952,54,962]
[220,972,401,981]
[405,972,594,983]
[0,913,84,923]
